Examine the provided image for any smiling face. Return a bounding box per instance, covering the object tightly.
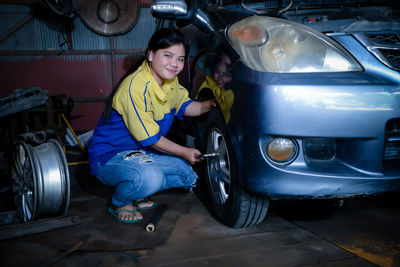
[148,43,185,86]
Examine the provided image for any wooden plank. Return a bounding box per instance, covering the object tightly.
[0,213,80,240]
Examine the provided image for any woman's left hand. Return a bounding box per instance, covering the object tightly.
[208,98,218,109]
[199,98,218,113]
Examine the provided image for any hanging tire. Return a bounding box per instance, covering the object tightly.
[203,120,269,228]
[11,139,70,222]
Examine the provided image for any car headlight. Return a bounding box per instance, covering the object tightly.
[227,16,362,73]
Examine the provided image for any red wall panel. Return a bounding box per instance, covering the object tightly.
[0,55,142,131]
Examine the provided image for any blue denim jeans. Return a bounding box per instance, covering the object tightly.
[96,149,198,207]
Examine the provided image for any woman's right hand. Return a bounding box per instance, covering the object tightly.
[183,147,203,164]
[151,136,203,164]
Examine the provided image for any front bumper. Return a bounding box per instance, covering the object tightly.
[241,141,400,199]
[229,63,400,199]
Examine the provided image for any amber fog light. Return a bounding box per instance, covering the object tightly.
[267,138,296,163]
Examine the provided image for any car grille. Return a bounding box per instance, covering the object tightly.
[366,32,400,46]
[303,138,336,161]
[353,32,400,71]
[384,119,400,160]
[378,49,400,70]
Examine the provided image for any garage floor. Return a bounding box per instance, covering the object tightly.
[1,161,399,266]
[139,191,400,267]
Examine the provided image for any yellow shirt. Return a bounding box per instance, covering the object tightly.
[113,60,192,142]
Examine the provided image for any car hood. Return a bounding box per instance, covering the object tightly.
[195,0,400,33]
[217,0,397,9]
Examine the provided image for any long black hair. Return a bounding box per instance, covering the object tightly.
[102,28,186,122]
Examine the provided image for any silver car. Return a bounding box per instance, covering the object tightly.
[151,0,400,227]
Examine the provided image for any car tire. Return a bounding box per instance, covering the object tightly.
[203,119,269,228]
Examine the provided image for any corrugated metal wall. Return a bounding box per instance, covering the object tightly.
[0,3,157,130]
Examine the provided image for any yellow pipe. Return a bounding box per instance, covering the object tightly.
[68,161,89,166]
[61,113,86,152]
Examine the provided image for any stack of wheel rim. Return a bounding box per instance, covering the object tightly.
[11,139,70,222]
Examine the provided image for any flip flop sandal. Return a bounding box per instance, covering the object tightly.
[107,207,143,223]
[134,199,158,210]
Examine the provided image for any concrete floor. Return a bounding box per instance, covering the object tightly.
[1,163,399,267]
[137,192,400,267]
[139,193,376,267]
[273,194,400,267]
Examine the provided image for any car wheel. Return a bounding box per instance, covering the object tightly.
[204,121,269,228]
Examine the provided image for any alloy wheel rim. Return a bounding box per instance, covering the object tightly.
[11,140,70,222]
[12,142,37,222]
[206,127,231,205]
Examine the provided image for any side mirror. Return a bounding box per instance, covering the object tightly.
[150,0,188,19]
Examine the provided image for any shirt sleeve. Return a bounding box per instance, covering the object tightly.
[113,79,160,147]
[175,84,193,119]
